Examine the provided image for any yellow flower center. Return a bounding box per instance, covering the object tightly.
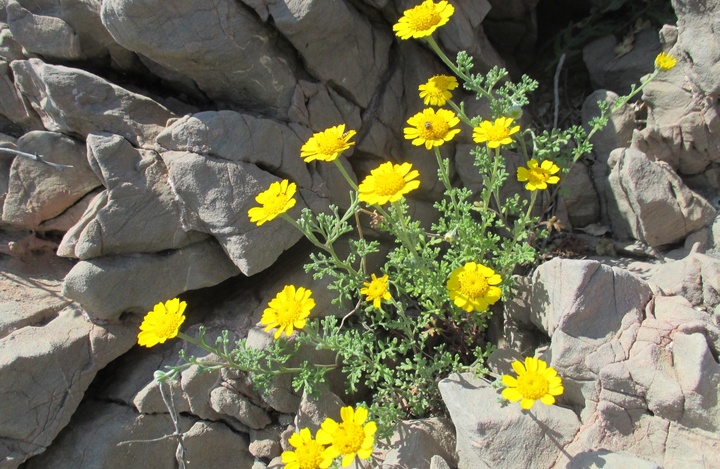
[294,440,326,469]
[334,422,365,455]
[485,124,511,143]
[527,167,549,187]
[275,300,303,326]
[265,194,291,217]
[419,115,450,140]
[367,282,386,297]
[373,168,406,196]
[158,315,182,339]
[457,270,489,299]
[317,134,347,156]
[408,6,441,31]
[516,371,550,400]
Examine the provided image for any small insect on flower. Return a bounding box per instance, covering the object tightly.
[404,108,461,149]
[261,285,315,339]
[247,179,297,226]
[301,124,357,163]
[655,52,677,71]
[138,298,187,347]
[393,0,455,40]
[316,406,377,467]
[501,356,564,410]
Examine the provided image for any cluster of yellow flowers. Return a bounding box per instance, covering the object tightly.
[136,2,682,452]
[281,406,376,469]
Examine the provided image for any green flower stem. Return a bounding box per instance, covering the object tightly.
[433,147,460,219]
[390,199,421,259]
[447,99,473,127]
[525,189,539,220]
[176,331,335,375]
[333,159,359,191]
[426,36,493,101]
[281,213,359,277]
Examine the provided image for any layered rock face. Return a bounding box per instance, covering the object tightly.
[0,0,718,468]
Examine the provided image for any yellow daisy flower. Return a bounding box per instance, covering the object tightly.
[281,428,333,469]
[316,406,376,468]
[501,357,564,410]
[261,285,315,339]
[404,108,461,149]
[446,262,502,313]
[138,298,187,347]
[358,162,420,206]
[247,179,297,226]
[418,75,459,106]
[655,52,677,71]
[472,117,520,148]
[516,159,560,191]
[393,0,455,40]
[300,124,357,163]
[360,274,392,309]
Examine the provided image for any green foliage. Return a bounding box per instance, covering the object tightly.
[153,22,667,444]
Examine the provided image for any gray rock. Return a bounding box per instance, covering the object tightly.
[672,0,720,95]
[57,133,203,259]
[0,23,26,61]
[606,147,716,246]
[2,131,100,228]
[561,162,600,228]
[11,59,175,148]
[248,426,283,459]
[380,418,456,469]
[563,450,661,469]
[648,252,720,310]
[583,27,660,95]
[438,373,580,469]
[209,386,271,430]
[38,187,101,233]
[268,0,391,109]
[0,60,42,130]
[0,305,137,468]
[295,385,344,434]
[101,0,298,119]
[156,111,312,188]
[288,80,362,137]
[183,420,255,468]
[6,0,82,60]
[161,150,309,277]
[62,238,240,320]
[531,258,653,413]
[430,455,452,469]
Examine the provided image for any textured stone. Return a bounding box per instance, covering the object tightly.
[268,0,391,108]
[62,238,240,320]
[606,147,716,246]
[380,418,456,469]
[209,386,271,430]
[648,252,720,310]
[101,0,298,119]
[0,306,137,467]
[439,373,580,469]
[11,59,175,148]
[0,60,42,130]
[6,0,82,60]
[2,131,100,228]
[57,133,203,259]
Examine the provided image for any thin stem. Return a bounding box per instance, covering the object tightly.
[447,99,473,127]
[333,159,358,191]
[425,36,493,100]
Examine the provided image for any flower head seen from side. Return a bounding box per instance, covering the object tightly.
[261,285,315,339]
[418,75,459,106]
[138,298,187,347]
[358,162,420,206]
[360,274,392,309]
[393,0,454,40]
[516,159,560,191]
[404,108,461,149]
[655,52,677,71]
[281,428,333,469]
[472,117,520,149]
[317,406,377,467]
[301,124,357,163]
[248,179,297,226]
[501,356,564,410]
[446,262,502,313]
